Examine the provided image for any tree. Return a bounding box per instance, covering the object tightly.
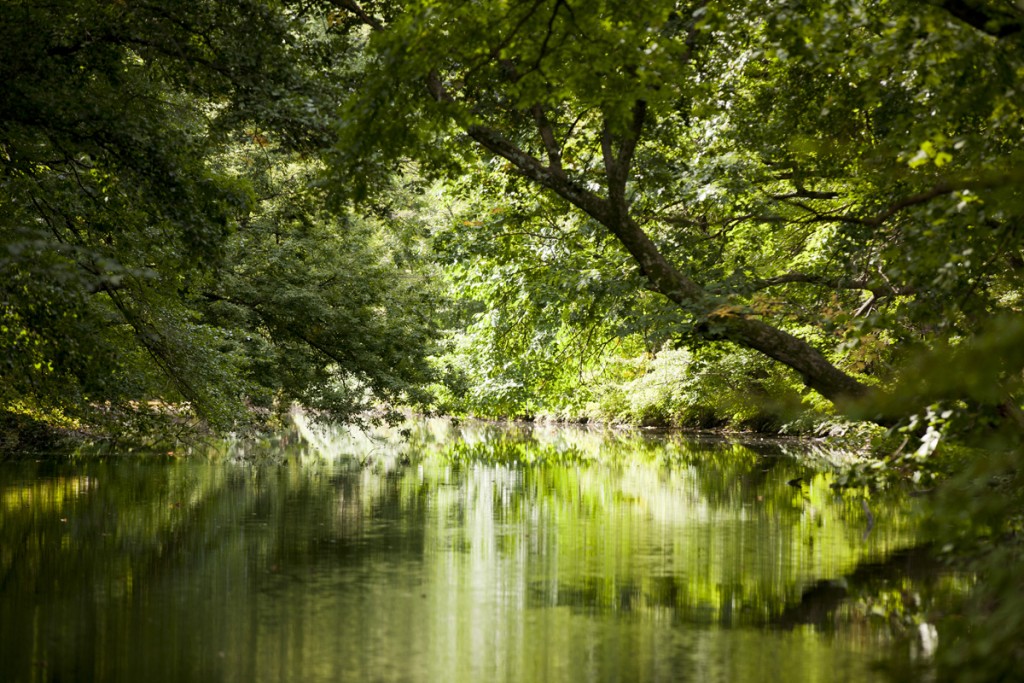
[325,0,1024,428]
[321,2,1024,677]
[0,0,439,436]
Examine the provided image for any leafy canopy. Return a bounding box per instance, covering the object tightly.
[0,0,439,434]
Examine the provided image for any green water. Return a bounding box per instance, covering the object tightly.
[0,419,933,682]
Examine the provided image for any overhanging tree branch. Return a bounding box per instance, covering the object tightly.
[426,73,871,402]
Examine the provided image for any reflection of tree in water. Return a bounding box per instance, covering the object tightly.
[393,422,926,630]
[523,545,948,631]
[0,419,949,682]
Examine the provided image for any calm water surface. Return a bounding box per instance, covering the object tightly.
[0,419,931,682]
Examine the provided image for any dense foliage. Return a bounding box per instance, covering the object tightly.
[331,0,1024,437]
[324,1,1024,679]
[4,0,1024,678]
[0,0,438,439]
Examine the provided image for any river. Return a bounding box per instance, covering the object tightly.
[0,418,947,682]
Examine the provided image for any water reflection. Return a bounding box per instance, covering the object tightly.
[0,419,930,682]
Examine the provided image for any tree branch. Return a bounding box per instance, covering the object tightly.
[601,99,646,217]
[749,272,913,298]
[936,0,1024,37]
[426,80,870,405]
[532,104,564,177]
[770,182,960,228]
[330,0,385,31]
[769,189,841,200]
[865,182,957,227]
[533,0,568,71]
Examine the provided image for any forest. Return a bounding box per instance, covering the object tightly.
[2,0,1024,680]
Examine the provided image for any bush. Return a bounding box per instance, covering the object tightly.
[590,346,825,433]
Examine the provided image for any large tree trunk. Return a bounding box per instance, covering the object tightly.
[600,213,871,403]
[441,88,872,408]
